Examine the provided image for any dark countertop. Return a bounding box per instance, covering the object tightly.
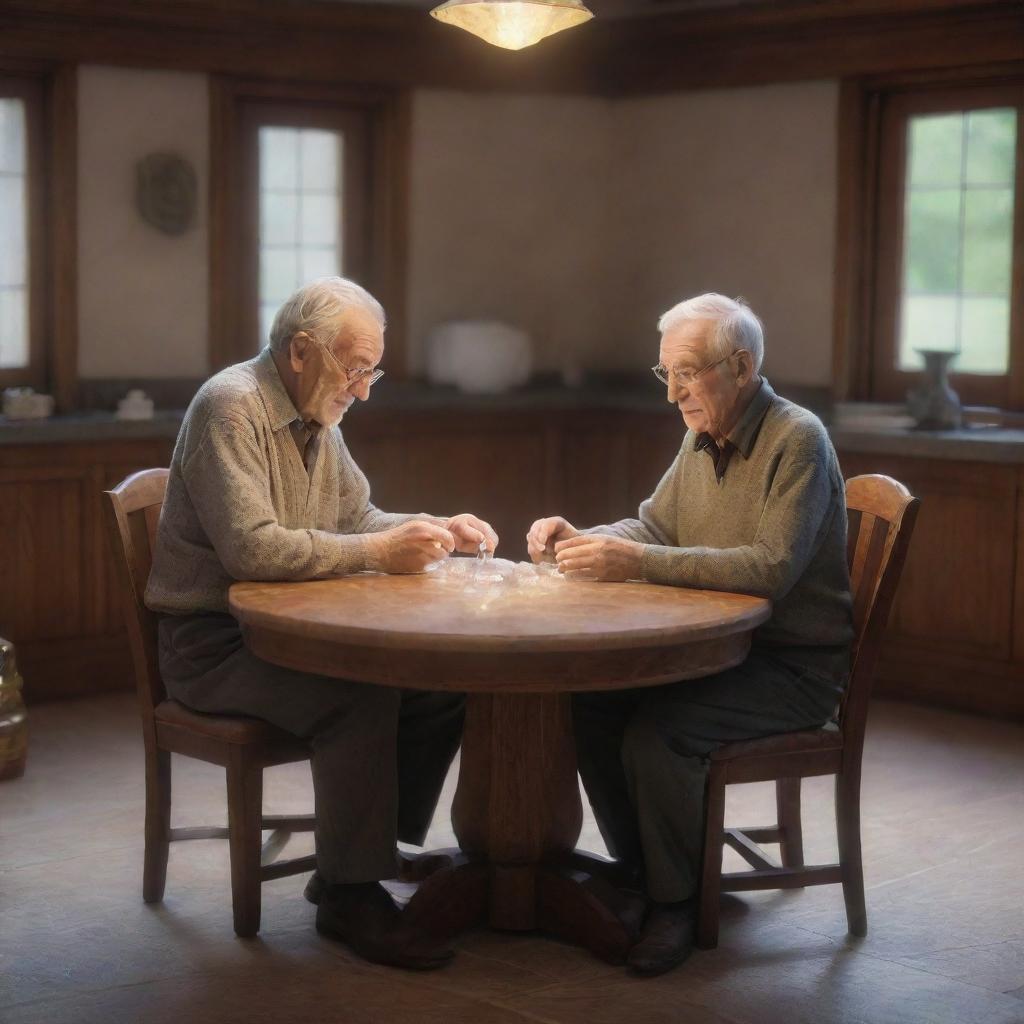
[2,386,1023,464]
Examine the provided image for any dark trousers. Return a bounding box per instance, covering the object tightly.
[158,613,464,885]
[572,648,845,903]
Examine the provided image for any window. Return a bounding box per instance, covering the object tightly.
[210,80,407,373]
[838,74,1024,411]
[258,125,349,345]
[0,78,45,392]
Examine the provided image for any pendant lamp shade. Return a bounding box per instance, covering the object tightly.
[430,0,594,51]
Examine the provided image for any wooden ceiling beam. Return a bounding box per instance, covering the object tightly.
[0,0,1019,94]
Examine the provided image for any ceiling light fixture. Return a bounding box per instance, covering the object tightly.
[430,0,595,51]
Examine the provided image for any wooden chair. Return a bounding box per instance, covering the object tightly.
[696,473,920,948]
[102,468,316,937]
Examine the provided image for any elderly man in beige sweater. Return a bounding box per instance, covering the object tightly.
[527,293,853,977]
[147,277,497,970]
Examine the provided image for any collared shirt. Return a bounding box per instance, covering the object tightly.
[289,417,321,472]
[146,349,424,615]
[692,379,773,482]
[588,377,853,680]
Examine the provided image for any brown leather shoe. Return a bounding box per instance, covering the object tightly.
[315,882,455,971]
[626,903,696,977]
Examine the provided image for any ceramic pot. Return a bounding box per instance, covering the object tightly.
[907,349,962,430]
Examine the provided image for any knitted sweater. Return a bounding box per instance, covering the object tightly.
[146,349,421,615]
[593,379,854,679]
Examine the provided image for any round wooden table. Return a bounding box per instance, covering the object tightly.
[229,572,770,961]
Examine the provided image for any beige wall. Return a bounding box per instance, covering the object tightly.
[73,70,837,386]
[78,66,209,379]
[407,90,612,377]
[609,82,839,383]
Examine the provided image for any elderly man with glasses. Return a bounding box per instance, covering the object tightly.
[147,277,497,970]
[526,293,853,976]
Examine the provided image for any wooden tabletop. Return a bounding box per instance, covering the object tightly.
[229,573,771,693]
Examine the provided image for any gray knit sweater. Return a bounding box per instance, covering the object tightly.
[593,379,853,679]
[146,349,422,616]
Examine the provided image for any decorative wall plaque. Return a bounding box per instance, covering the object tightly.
[135,152,197,236]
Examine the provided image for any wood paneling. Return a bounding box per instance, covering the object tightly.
[0,0,604,95]
[0,439,172,701]
[1015,467,1024,664]
[6,418,1024,720]
[838,450,1023,717]
[346,413,550,563]
[0,1,1017,97]
[607,1,1024,95]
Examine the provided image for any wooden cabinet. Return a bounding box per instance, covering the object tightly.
[4,415,1022,719]
[0,439,174,701]
[837,451,1024,718]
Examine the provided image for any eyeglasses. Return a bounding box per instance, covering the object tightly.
[318,344,384,388]
[651,352,734,388]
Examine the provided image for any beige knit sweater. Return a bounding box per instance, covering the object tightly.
[592,379,854,673]
[146,350,421,615]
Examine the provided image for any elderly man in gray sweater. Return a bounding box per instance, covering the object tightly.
[527,293,853,976]
[147,277,498,970]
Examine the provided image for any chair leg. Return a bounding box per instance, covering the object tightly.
[697,763,727,949]
[775,777,804,869]
[835,769,867,937]
[143,745,171,904]
[226,751,264,938]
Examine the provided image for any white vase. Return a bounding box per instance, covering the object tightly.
[426,321,532,394]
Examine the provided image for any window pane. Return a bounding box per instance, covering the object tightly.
[0,97,28,369]
[907,113,963,188]
[0,287,27,369]
[259,127,298,190]
[260,192,298,247]
[258,124,346,351]
[904,188,960,292]
[965,108,1016,187]
[899,294,958,370]
[0,174,26,286]
[0,98,25,175]
[300,247,340,282]
[897,106,1016,378]
[300,129,340,191]
[958,297,1011,374]
[962,189,1014,296]
[260,248,300,305]
[301,194,338,247]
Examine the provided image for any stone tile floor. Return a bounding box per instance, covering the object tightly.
[1,694,1021,1024]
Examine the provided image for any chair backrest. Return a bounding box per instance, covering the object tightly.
[840,473,920,757]
[102,468,169,726]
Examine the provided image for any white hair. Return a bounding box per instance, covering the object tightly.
[268,277,385,354]
[657,293,764,372]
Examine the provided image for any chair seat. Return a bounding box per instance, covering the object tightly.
[155,699,304,748]
[711,727,843,761]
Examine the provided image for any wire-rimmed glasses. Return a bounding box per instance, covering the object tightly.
[318,343,385,388]
[651,352,734,388]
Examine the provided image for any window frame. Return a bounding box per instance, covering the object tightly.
[210,78,410,375]
[836,68,1024,413]
[0,76,47,393]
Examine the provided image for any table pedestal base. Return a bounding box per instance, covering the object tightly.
[404,690,646,962]
[404,852,645,964]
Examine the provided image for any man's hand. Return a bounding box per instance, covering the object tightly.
[445,513,499,556]
[554,534,644,582]
[366,521,455,574]
[526,516,580,564]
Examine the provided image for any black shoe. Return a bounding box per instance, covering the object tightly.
[627,902,696,977]
[315,882,455,971]
[304,850,455,905]
[304,871,327,905]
